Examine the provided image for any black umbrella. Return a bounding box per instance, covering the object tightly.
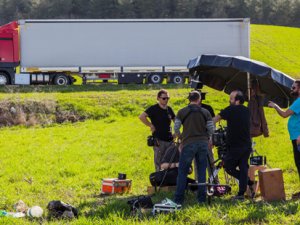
[187,54,295,108]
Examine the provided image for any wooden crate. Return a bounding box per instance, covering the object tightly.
[246,165,267,197]
[258,168,285,201]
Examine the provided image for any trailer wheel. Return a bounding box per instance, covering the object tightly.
[171,75,184,84]
[53,74,70,85]
[0,73,10,85]
[148,74,162,84]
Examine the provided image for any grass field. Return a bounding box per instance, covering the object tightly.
[0,24,299,224]
[251,24,300,77]
[0,85,299,224]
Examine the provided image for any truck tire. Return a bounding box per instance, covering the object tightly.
[0,72,10,85]
[53,74,70,85]
[148,74,162,84]
[170,75,184,84]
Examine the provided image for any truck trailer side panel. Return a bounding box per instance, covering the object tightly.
[19,19,250,68]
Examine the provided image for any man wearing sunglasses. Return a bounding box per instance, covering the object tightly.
[139,89,175,171]
[268,80,300,199]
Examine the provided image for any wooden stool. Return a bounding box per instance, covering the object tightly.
[258,168,285,201]
[246,165,267,197]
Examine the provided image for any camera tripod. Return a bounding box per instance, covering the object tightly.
[206,145,237,186]
[189,146,232,203]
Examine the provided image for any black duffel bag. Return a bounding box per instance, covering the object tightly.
[149,167,178,187]
[150,167,196,187]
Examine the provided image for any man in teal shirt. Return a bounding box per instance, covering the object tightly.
[268,80,300,199]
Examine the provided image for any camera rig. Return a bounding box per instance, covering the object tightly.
[207,125,231,186]
[212,126,228,160]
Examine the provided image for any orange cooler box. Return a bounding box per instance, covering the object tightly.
[101,178,132,194]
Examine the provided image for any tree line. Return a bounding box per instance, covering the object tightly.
[0,0,299,27]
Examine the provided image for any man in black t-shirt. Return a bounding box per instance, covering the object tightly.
[139,89,175,171]
[213,90,253,200]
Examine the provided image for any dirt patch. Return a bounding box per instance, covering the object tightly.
[0,99,86,127]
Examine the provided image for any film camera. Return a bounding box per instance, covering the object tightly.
[212,126,227,160]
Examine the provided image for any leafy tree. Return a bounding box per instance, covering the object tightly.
[269,0,293,26]
[176,0,197,18]
[224,0,250,18]
[195,0,228,18]
[161,0,178,18]
[0,0,32,23]
[118,0,136,18]
[90,0,120,18]
[291,0,300,27]
[69,0,92,18]
[0,0,300,27]
[247,0,262,24]
[260,0,277,24]
[33,0,73,19]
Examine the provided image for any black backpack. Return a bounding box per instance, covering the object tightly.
[149,167,178,187]
[149,167,196,188]
[47,200,78,219]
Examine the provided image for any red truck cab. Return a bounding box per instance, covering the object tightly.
[0,21,19,84]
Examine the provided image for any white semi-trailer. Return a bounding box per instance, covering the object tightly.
[0,18,250,85]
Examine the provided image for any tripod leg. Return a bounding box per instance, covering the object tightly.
[207,153,220,184]
[207,150,221,184]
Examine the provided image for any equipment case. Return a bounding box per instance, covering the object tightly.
[101,178,132,194]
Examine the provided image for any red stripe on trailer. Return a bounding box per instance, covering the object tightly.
[97,74,111,79]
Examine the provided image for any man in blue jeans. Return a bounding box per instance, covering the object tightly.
[174,91,214,204]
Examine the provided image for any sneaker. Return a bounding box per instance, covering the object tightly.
[232,195,245,201]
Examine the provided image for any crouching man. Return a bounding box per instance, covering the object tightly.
[173,91,214,204]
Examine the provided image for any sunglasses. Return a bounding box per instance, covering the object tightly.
[160,97,170,100]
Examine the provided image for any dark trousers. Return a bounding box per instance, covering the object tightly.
[224,147,252,196]
[292,140,300,179]
[174,141,208,204]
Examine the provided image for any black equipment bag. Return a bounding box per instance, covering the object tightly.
[149,167,196,187]
[127,195,153,210]
[149,167,178,187]
[47,200,78,219]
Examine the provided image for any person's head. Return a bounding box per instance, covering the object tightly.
[157,89,170,106]
[229,90,245,105]
[291,80,300,98]
[188,90,201,104]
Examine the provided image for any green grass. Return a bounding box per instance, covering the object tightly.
[0,24,300,224]
[0,85,299,224]
[251,24,300,77]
